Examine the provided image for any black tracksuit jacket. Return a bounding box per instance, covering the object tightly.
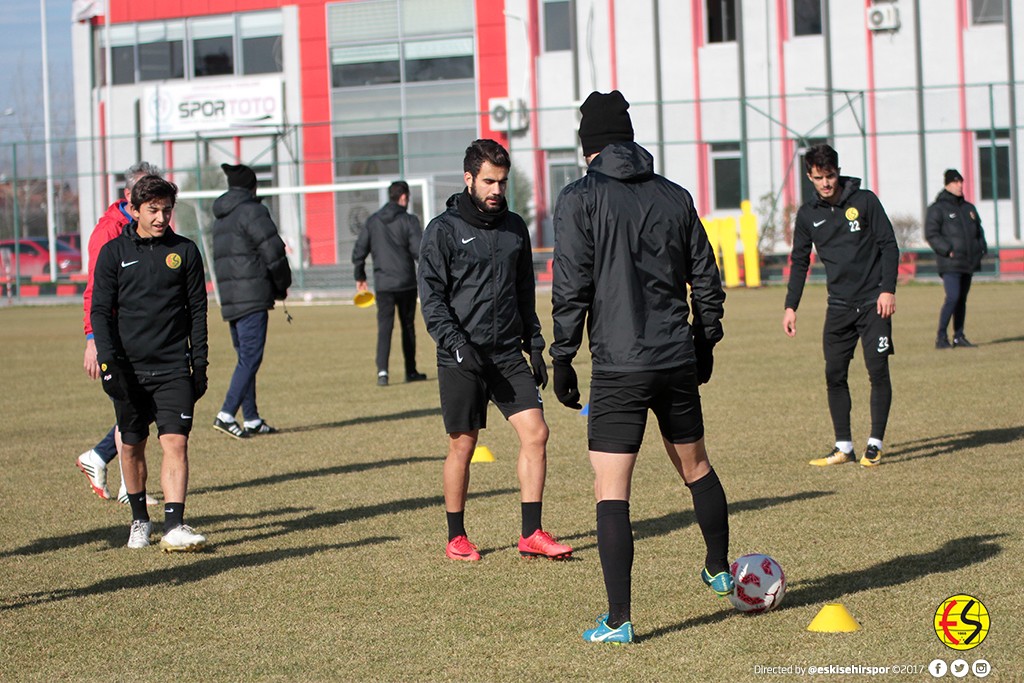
[211,188,292,322]
[418,192,543,367]
[550,141,725,371]
[785,176,899,311]
[352,201,422,292]
[91,223,209,374]
[925,189,987,274]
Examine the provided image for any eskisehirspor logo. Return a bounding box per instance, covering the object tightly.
[934,594,989,650]
[845,207,859,221]
[166,253,182,269]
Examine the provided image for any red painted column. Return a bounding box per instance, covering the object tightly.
[609,0,618,90]
[775,0,795,209]
[476,0,510,144]
[864,0,880,190]
[955,0,976,187]
[526,0,546,244]
[690,0,709,215]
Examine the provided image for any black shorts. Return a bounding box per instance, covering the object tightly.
[437,357,542,433]
[588,365,704,453]
[823,303,895,365]
[114,372,195,444]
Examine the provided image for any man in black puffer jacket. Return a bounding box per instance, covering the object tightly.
[352,180,426,386]
[211,163,291,439]
[925,168,988,349]
[551,91,729,644]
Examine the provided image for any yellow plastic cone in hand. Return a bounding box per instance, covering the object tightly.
[471,445,495,463]
[807,603,861,632]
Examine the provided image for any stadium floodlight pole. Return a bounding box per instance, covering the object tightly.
[41,0,58,282]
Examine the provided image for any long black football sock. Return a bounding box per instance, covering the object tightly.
[867,360,892,442]
[127,491,149,523]
[446,511,467,541]
[687,468,729,575]
[596,500,633,629]
[163,502,184,533]
[521,501,542,538]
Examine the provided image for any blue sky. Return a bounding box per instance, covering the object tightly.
[0,0,75,143]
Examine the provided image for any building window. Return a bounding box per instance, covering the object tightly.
[543,0,571,52]
[192,17,235,77]
[710,142,741,209]
[548,152,582,210]
[971,0,1004,24]
[976,130,1011,200]
[335,134,400,177]
[331,45,401,87]
[137,22,185,81]
[793,0,822,36]
[404,38,474,82]
[240,12,283,75]
[707,0,736,43]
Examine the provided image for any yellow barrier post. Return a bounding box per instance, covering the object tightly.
[701,216,721,272]
[740,200,762,288]
[719,216,741,288]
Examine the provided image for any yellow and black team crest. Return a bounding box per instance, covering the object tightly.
[166,253,182,270]
[845,207,859,221]
[934,594,990,650]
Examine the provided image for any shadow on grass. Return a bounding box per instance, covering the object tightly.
[890,426,1024,463]
[279,407,442,434]
[0,537,399,612]
[640,534,1004,642]
[563,490,834,553]
[190,455,440,495]
[986,335,1024,345]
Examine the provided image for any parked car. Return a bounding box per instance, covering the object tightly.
[0,237,83,278]
[58,232,82,251]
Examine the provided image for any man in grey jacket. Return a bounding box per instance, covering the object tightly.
[352,181,426,386]
[211,163,291,439]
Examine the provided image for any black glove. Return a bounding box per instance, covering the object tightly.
[552,361,582,409]
[692,327,715,385]
[530,350,548,389]
[99,361,129,402]
[454,344,484,374]
[192,365,208,401]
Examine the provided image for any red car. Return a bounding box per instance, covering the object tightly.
[0,237,83,278]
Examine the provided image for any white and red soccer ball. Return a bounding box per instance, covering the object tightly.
[728,553,786,613]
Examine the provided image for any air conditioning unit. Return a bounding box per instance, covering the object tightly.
[867,3,900,31]
[488,97,528,133]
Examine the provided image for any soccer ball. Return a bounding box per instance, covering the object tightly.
[727,553,786,613]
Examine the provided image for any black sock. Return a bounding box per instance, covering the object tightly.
[446,511,466,541]
[596,500,632,629]
[163,502,184,533]
[687,468,730,575]
[127,491,149,522]
[521,501,542,538]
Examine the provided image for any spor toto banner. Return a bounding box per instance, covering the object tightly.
[142,77,284,138]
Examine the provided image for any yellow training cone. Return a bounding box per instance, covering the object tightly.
[807,603,861,632]
[471,446,495,463]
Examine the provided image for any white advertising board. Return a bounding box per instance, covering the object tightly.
[142,76,284,139]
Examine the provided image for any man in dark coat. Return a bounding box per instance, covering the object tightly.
[352,180,426,386]
[211,163,291,439]
[925,169,988,349]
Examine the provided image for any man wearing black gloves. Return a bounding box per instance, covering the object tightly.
[783,144,899,468]
[418,139,572,563]
[550,91,730,644]
[211,163,291,439]
[91,175,209,552]
[925,168,987,349]
[352,180,426,386]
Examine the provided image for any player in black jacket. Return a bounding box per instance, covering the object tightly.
[91,175,209,552]
[551,91,730,644]
[783,144,899,468]
[924,169,987,349]
[418,139,572,563]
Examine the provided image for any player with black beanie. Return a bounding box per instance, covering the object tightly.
[551,90,730,644]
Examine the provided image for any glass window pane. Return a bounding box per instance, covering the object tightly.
[333,86,402,126]
[403,81,476,129]
[104,24,135,47]
[544,1,571,52]
[405,128,476,175]
[191,16,234,39]
[194,36,234,76]
[240,11,282,38]
[793,0,822,36]
[713,157,741,209]
[331,44,400,87]
[243,36,282,74]
[972,0,1004,24]
[707,0,737,43]
[112,45,135,84]
[405,56,474,82]
[979,146,1010,200]
[139,40,184,81]
[335,134,400,177]
[401,0,474,37]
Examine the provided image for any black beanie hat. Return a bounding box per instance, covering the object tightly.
[221,163,257,190]
[944,168,963,185]
[578,90,634,157]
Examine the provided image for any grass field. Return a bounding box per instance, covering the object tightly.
[1,282,1021,682]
